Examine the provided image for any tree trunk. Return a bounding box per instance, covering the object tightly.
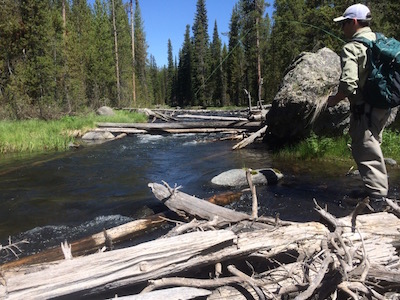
[130,0,136,107]
[112,0,121,107]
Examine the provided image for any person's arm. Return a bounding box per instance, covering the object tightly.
[327,43,359,107]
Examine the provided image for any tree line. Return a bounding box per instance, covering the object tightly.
[0,0,399,120]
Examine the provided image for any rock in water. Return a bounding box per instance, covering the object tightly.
[211,168,283,187]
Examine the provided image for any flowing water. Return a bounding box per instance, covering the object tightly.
[1,133,399,262]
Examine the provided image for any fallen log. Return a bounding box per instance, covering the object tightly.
[0,213,167,270]
[1,183,399,299]
[96,121,261,132]
[148,182,250,225]
[176,114,248,122]
[232,125,268,150]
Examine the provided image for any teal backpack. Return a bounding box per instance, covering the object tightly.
[354,33,400,109]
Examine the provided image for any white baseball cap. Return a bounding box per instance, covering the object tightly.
[333,3,371,22]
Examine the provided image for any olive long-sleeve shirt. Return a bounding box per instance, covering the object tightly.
[338,27,376,106]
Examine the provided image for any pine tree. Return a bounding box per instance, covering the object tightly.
[67,0,93,110]
[89,0,115,108]
[210,20,223,106]
[178,25,193,107]
[133,0,149,107]
[264,0,307,102]
[19,0,56,118]
[227,4,244,106]
[113,0,135,107]
[167,39,175,106]
[0,0,25,118]
[192,0,210,107]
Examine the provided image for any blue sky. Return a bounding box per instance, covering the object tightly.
[89,1,274,67]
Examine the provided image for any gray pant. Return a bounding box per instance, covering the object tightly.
[349,104,391,198]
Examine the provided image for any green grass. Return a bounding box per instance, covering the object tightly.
[276,129,400,162]
[0,110,147,154]
[276,132,352,161]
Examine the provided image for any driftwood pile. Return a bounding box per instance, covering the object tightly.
[93,108,269,150]
[1,178,400,299]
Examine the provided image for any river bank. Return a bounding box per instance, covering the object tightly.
[0,110,147,154]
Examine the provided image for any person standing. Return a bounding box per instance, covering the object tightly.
[327,4,391,209]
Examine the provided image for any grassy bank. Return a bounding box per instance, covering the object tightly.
[275,130,400,162]
[0,110,147,154]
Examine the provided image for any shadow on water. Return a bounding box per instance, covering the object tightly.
[1,133,399,262]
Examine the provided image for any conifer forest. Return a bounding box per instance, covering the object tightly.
[0,0,399,120]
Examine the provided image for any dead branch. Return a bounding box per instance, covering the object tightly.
[246,169,258,219]
[227,264,268,300]
[140,276,243,294]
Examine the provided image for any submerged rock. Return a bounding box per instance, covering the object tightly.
[211,168,283,187]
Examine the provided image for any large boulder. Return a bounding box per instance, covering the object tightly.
[265,47,398,146]
[265,47,345,144]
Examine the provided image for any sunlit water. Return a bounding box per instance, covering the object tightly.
[1,133,399,262]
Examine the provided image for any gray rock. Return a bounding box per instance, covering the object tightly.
[211,168,283,187]
[266,47,344,143]
[96,106,115,116]
[265,47,398,145]
[82,131,115,140]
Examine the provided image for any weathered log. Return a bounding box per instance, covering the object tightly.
[119,287,212,300]
[0,213,166,270]
[232,125,268,150]
[1,183,400,300]
[176,114,249,122]
[94,127,147,134]
[148,182,250,225]
[96,121,261,131]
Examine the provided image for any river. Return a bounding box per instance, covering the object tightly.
[1,132,399,262]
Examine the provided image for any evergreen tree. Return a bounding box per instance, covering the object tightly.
[0,0,25,118]
[221,44,229,106]
[239,0,266,106]
[227,4,245,106]
[19,0,56,118]
[264,0,307,102]
[167,39,175,106]
[68,0,93,110]
[177,25,193,107]
[192,0,210,107]
[210,20,223,106]
[133,0,149,107]
[113,0,135,107]
[260,12,272,102]
[89,0,115,108]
